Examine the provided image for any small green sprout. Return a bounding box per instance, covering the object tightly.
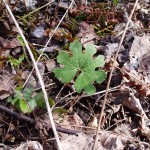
[7,86,67,114]
[8,55,24,69]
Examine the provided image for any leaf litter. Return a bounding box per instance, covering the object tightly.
[0,0,150,149]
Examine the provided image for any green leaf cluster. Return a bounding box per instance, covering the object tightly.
[8,55,24,69]
[113,0,119,5]
[53,40,106,95]
[7,86,68,114]
[7,86,43,113]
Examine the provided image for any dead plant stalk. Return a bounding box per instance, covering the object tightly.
[92,0,139,149]
[2,0,62,150]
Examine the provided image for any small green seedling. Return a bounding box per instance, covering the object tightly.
[113,0,119,5]
[7,86,68,114]
[53,40,106,95]
[7,86,43,113]
[8,55,24,69]
[17,35,30,63]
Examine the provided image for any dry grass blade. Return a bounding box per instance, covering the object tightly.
[92,0,139,149]
[2,0,62,150]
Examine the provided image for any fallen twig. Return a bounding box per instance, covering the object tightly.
[0,117,26,139]
[0,105,34,124]
[0,104,78,135]
[53,126,78,135]
[18,1,54,21]
[92,0,139,149]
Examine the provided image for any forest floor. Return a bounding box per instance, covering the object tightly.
[0,0,150,150]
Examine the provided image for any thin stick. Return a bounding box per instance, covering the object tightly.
[23,0,75,88]
[55,85,65,99]
[34,83,55,91]
[81,85,120,98]
[18,0,54,21]
[92,1,139,149]
[52,86,119,110]
[0,105,35,124]
[0,105,80,135]
[2,1,62,149]
[115,26,132,37]
[0,118,26,140]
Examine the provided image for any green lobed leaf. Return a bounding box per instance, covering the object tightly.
[19,99,31,113]
[23,87,34,100]
[53,40,106,95]
[34,92,55,108]
[34,92,44,108]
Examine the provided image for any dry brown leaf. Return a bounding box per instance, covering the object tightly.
[88,116,98,128]
[49,28,72,42]
[123,35,150,96]
[111,89,147,119]
[61,131,127,150]
[122,93,148,119]
[46,59,56,72]
[76,21,99,47]
[14,141,43,150]
[0,37,21,49]
[37,62,45,77]
[114,124,133,139]
[4,134,15,143]
[0,71,15,100]
[54,113,84,131]
[140,118,150,141]
[21,71,36,88]
[104,43,119,63]
[124,35,150,83]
